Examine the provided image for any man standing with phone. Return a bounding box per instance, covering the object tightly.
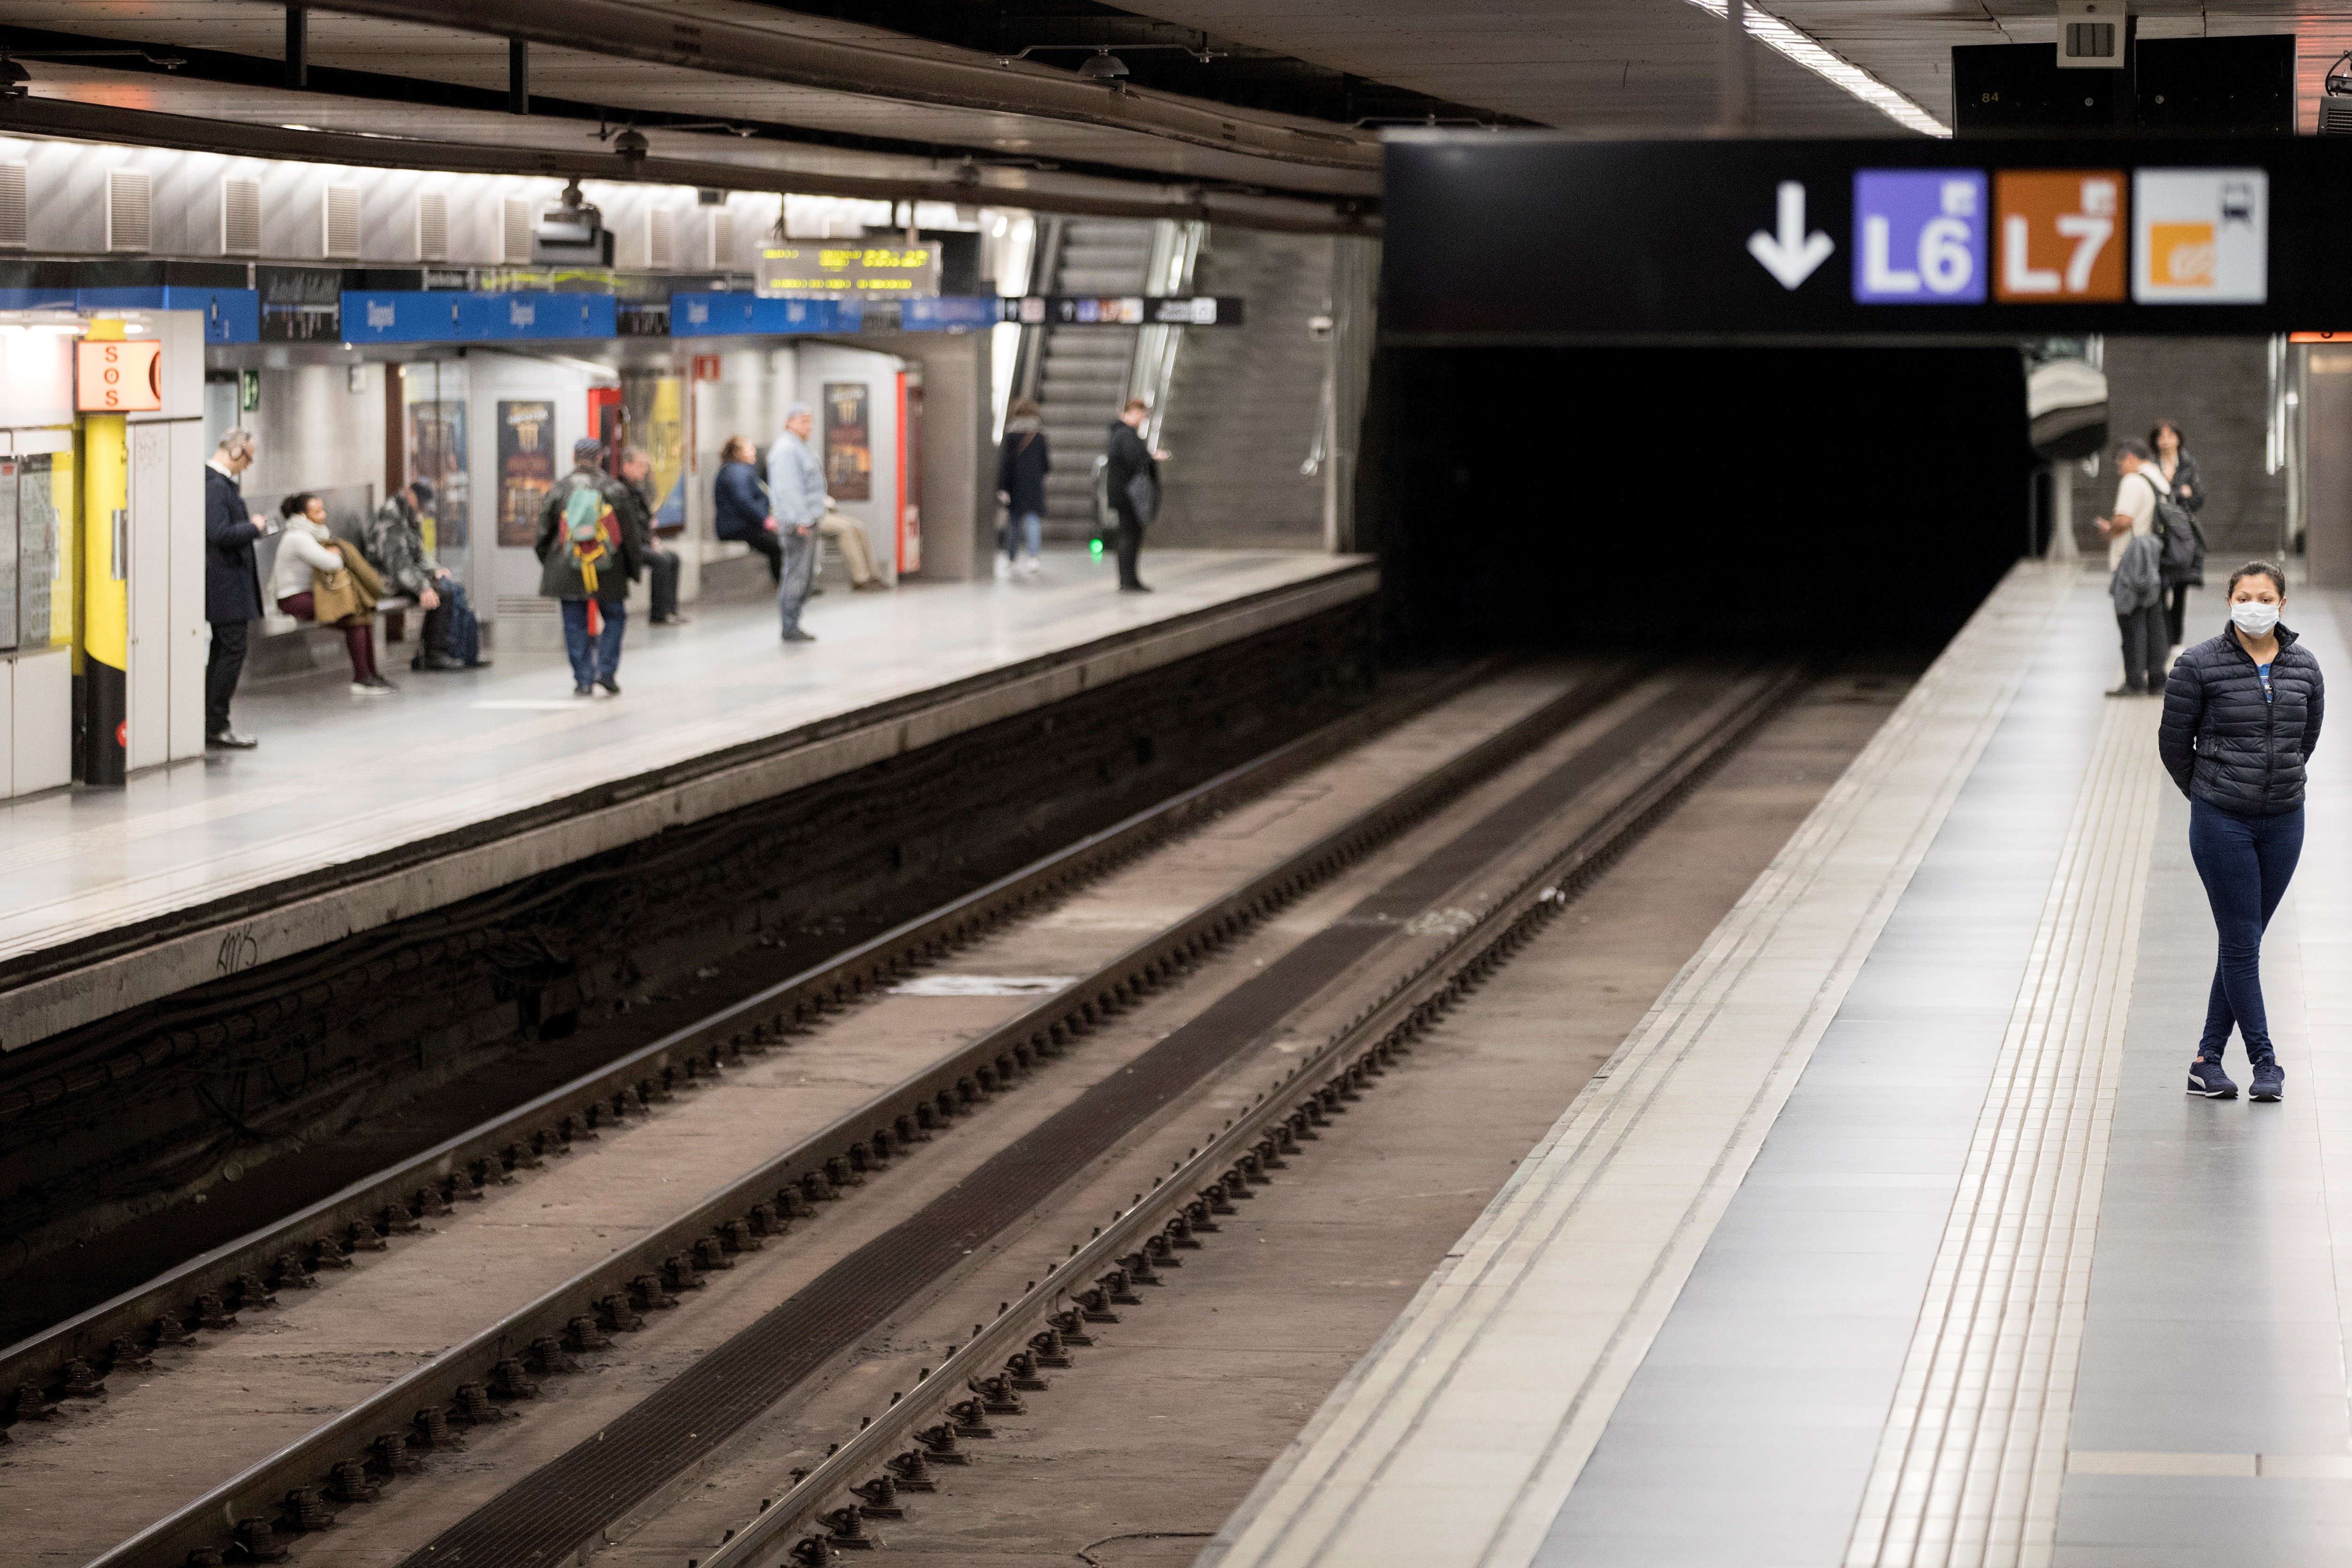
[1104,398,1170,594]
[203,429,275,749]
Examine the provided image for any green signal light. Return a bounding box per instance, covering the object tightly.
[1089,538,1104,560]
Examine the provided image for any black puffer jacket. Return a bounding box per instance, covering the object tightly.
[2158,623,2324,816]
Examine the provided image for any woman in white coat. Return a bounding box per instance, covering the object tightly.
[272,492,393,694]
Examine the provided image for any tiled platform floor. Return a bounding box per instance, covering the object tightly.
[1203,565,2352,1568]
[0,548,1369,1052]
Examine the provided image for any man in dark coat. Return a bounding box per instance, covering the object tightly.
[1103,398,1167,593]
[203,429,273,748]
[617,446,686,625]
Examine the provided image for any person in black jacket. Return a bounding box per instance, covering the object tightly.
[996,397,1050,577]
[1103,397,1167,593]
[2150,420,2208,649]
[2158,561,2325,1103]
[202,429,275,749]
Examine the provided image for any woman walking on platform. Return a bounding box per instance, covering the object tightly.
[2150,420,2208,650]
[2159,562,2324,1102]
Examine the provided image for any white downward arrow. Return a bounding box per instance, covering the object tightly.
[1747,181,1835,290]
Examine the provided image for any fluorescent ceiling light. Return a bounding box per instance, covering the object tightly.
[1686,0,1951,137]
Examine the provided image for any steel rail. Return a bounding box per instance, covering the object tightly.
[0,659,1504,1408]
[75,660,1636,1568]
[699,663,1812,1568]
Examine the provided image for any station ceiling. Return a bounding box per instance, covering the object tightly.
[3,1,2352,233]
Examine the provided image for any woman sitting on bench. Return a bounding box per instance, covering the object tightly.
[272,492,394,696]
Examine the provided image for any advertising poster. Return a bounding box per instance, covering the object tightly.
[406,401,469,551]
[823,381,872,501]
[497,399,556,548]
[624,375,688,531]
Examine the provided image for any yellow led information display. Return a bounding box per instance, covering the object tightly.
[756,242,941,298]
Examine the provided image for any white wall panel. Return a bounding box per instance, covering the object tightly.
[126,421,171,771]
[168,421,208,761]
[10,647,70,797]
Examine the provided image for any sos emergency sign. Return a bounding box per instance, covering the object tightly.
[75,339,164,412]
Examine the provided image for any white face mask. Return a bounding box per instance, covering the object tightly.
[2231,600,2281,637]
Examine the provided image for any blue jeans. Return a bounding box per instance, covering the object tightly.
[2187,798,2305,1065]
[560,598,626,687]
[776,526,817,636]
[1007,511,1042,562]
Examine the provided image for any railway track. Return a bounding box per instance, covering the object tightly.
[46,659,1804,1568]
[1,657,1520,1410]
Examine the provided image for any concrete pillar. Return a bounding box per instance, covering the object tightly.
[2300,346,2352,589]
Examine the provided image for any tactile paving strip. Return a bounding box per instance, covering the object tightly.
[1842,698,2167,1568]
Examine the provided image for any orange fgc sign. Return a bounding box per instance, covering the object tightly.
[1994,170,2126,303]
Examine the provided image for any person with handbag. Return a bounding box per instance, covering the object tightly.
[272,492,394,695]
[1104,398,1169,594]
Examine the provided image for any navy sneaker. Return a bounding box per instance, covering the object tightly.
[2250,1062,2284,1102]
[2186,1059,2238,1098]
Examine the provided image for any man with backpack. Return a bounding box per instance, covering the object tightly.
[2096,439,2173,696]
[537,438,641,696]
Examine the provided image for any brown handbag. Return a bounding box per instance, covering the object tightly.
[310,567,361,624]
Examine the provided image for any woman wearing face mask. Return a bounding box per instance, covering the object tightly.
[2158,563,2324,1101]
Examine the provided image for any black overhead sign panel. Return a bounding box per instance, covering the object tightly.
[1383,133,2352,341]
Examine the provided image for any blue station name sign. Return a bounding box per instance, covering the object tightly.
[1385,133,2344,341]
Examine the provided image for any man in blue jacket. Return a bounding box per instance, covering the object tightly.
[203,429,274,749]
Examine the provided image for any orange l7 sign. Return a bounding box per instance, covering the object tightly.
[1994,170,2126,303]
[76,339,164,413]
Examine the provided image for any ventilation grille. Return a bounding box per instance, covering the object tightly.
[646,206,674,270]
[0,163,25,250]
[322,183,362,258]
[416,190,448,261]
[501,195,533,264]
[706,209,734,269]
[106,168,152,253]
[220,178,261,256]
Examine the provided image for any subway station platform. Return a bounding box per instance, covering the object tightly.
[1207,562,2352,1568]
[0,549,1373,1057]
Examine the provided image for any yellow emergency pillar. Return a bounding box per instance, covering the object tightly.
[80,319,129,787]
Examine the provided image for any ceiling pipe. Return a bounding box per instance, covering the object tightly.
[0,94,1380,236]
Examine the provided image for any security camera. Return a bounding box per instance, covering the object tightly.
[613,128,650,162]
[0,57,28,100]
